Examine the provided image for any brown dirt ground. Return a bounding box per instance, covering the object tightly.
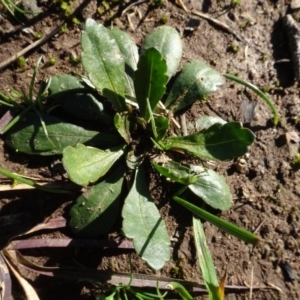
[0,0,300,299]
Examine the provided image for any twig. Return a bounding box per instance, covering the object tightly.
[176,0,246,43]
[0,24,63,71]
[122,0,148,15]
[265,282,283,293]
[179,113,188,136]
[253,220,265,234]
[190,9,246,43]
[0,0,91,71]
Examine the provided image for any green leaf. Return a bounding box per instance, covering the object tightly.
[122,165,170,270]
[193,217,221,300]
[81,18,126,112]
[134,48,168,120]
[62,144,124,186]
[126,150,144,170]
[165,122,255,161]
[49,74,112,124]
[173,196,262,245]
[188,166,232,211]
[188,115,226,134]
[152,161,199,185]
[109,27,138,98]
[114,112,131,144]
[166,282,193,300]
[69,165,125,238]
[49,74,84,94]
[5,113,122,155]
[154,116,169,140]
[141,25,182,79]
[165,61,224,112]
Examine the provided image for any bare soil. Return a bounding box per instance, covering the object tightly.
[0,0,300,299]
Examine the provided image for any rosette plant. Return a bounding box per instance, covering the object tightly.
[4,19,257,270]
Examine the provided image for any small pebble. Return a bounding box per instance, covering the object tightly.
[280,262,298,281]
[291,0,300,10]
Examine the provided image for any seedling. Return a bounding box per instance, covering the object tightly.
[48,57,57,65]
[2,21,266,273]
[16,55,26,70]
[231,0,241,5]
[291,153,300,170]
[54,0,72,15]
[0,57,53,137]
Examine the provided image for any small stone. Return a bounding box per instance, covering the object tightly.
[291,0,300,10]
[280,262,298,281]
[235,158,249,174]
[20,0,41,15]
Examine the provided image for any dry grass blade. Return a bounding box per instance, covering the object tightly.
[2,251,40,300]
[250,266,254,299]
[18,217,67,235]
[193,216,221,299]
[3,217,67,247]
[0,252,11,300]
[12,251,267,295]
[7,238,134,250]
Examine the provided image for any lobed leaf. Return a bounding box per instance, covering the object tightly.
[165,61,224,112]
[134,48,168,120]
[62,144,124,186]
[69,165,125,238]
[141,25,182,79]
[109,28,138,98]
[122,165,170,270]
[81,19,126,112]
[188,165,232,211]
[165,122,255,161]
[5,113,122,155]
